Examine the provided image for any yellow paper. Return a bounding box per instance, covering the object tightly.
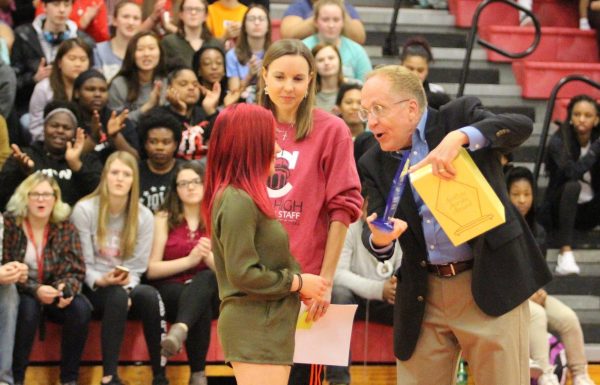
[409,148,505,246]
[296,310,313,329]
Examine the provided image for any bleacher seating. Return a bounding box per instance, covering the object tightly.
[479,26,598,63]
[512,61,600,99]
[448,0,578,28]
[29,320,395,364]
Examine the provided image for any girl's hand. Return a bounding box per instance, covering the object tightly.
[297,274,330,321]
[65,128,86,171]
[11,144,34,173]
[188,237,211,266]
[107,109,129,137]
[200,82,221,115]
[166,87,188,115]
[36,285,60,305]
[142,81,163,113]
[96,270,131,287]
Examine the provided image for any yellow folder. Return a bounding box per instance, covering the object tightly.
[409,148,505,246]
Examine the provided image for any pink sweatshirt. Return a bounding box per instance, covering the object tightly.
[267,109,363,275]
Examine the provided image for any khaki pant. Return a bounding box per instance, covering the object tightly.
[396,270,529,385]
[529,296,588,376]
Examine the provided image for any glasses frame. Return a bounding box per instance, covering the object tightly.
[176,178,203,189]
[358,98,411,122]
[28,192,56,200]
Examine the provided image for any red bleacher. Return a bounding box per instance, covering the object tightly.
[479,26,598,63]
[449,0,600,100]
[512,61,600,99]
[448,0,578,28]
[30,320,395,364]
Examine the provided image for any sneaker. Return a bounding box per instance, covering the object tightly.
[100,377,124,385]
[555,251,581,275]
[152,373,169,385]
[538,372,560,385]
[574,374,597,385]
[161,323,188,357]
[189,371,208,385]
[530,358,543,379]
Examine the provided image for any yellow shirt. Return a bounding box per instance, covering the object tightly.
[206,1,248,38]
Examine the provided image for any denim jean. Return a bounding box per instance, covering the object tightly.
[0,284,18,385]
[12,294,91,383]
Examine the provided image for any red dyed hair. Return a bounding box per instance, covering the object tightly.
[202,103,276,234]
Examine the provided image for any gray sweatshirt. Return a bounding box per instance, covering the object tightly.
[71,196,154,289]
[333,219,403,301]
[108,75,167,123]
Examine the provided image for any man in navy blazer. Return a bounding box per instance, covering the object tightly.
[358,65,552,385]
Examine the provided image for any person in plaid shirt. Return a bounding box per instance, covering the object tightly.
[2,172,90,385]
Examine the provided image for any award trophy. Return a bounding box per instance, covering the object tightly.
[372,151,411,232]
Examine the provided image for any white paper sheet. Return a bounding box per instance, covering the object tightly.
[293,304,358,366]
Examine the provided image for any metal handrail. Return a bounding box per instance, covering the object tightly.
[457,0,541,97]
[382,0,403,56]
[533,75,600,184]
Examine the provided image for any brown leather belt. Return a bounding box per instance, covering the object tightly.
[427,260,474,278]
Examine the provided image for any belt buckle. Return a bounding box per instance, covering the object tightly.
[439,263,456,278]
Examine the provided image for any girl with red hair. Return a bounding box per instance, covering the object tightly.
[202,103,328,385]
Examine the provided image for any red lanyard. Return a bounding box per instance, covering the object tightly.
[24,219,49,283]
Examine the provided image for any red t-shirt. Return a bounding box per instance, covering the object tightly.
[266,108,363,274]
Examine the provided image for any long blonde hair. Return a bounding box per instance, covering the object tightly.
[6,172,71,225]
[257,39,317,141]
[83,151,140,259]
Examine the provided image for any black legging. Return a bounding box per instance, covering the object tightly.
[155,269,218,373]
[13,293,91,383]
[552,180,600,246]
[84,284,166,377]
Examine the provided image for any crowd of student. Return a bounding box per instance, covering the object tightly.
[0,0,599,385]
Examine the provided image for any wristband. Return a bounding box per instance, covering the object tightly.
[295,273,303,293]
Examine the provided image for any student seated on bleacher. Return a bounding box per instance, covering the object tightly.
[312,43,344,113]
[161,0,220,69]
[34,0,110,43]
[541,95,600,276]
[325,198,401,385]
[301,0,372,83]
[4,172,90,385]
[192,44,240,109]
[73,69,140,163]
[0,100,102,210]
[137,108,182,212]
[0,214,27,385]
[94,1,144,82]
[400,37,451,111]
[506,167,597,385]
[161,66,215,160]
[225,4,271,104]
[71,151,168,385]
[147,161,219,385]
[108,31,167,125]
[205,0,247,47]
[335,83,366,140]
[280,0,365,44]
[28,37,92,143]
[11,0,95,119]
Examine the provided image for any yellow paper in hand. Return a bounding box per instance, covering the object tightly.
[410,148,505,246]
[297,311,313,329]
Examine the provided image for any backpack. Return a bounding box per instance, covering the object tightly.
[531,333,568,385]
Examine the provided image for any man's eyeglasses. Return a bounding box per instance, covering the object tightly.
[358,98,411,122]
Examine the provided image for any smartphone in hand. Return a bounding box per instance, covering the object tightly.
[113,265,130,279]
